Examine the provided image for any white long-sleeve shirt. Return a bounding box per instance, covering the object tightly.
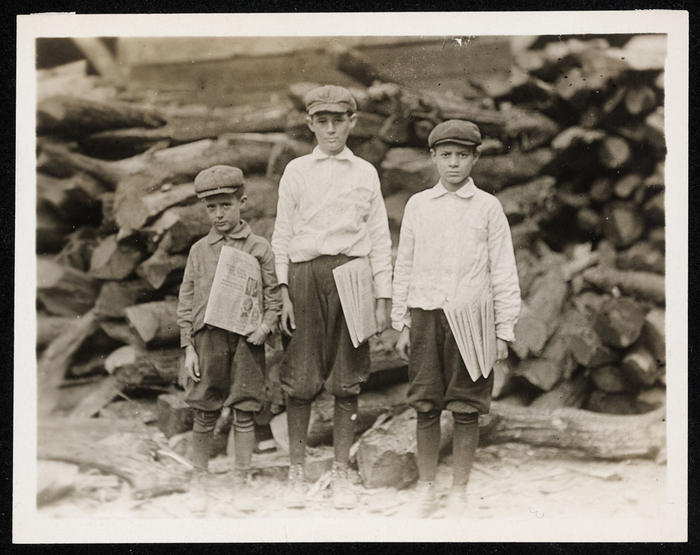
[391,179,521,341]
[271,146,393,299]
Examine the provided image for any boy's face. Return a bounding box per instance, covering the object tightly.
[202,192,245,234]
[431,143,481,190]
[306,111,357,156]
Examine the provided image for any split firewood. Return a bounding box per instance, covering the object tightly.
[616,242,665,274]
[37,258,102,317]
[38,417,189,499]
[123,299,180,347]
[589,177,614,203]
[37,95,165,136]
[598,135,633,170]
[624,85,658,117]
[98,319,143,346]
[53,227,100,272]
[37,314,77,351]
[86,104,291,148]
[495,175,557,225]
[644,192,665,226]
[550,126,606,150]
[68,375,126,419]
[585,390,640,415]
[636,387,666,413]
[470,148,556,193]
[380,148,439,196]
[514,326,577,392]
[601,201,646,248]
[589,365,630,393]
[36,205,71,254]
[613,173,644,199]
[642,308,665,365]
[581,267,665,305]
[89,234,146,280]
[267,136,314,177]
[621,344,660,387]
[329,45,399,87]
[114,183,198,234]
[93,279,159,319]
[528,372,592,411]
[36,172,109,225]
[104,344,182,387]
[594,297,648,349]
[141,202,210,254]
[38,310,100,417]
[137,244,188,290]
[512,268,568,359]
[157,392,195,438]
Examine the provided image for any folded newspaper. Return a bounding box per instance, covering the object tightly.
[443,288,497,382]
[204,245,263,336]
[332,257,377,348]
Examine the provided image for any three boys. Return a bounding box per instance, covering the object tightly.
[177,86,520,517]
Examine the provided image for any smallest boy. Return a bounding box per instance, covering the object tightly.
[177,165,282,481]
[391,120,521,518]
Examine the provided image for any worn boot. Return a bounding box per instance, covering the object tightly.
[407,480,440,519]
[444,485,469,518]
[284,463,307,509]
[330,462,358,510]
[188,429,214,471]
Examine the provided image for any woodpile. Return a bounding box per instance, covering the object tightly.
[36,35,666,484]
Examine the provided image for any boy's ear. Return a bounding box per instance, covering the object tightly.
[348,112,358,129]
[305,114,314,131]
[473,148,481,163]
[429,148,437,164]
[240,194,247,207]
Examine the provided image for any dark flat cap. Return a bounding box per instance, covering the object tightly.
[305,85,357,115]
[194,165,244,198]
[428,119,482,148]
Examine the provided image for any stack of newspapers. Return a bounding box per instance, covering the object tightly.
[443,288,497,382]
[333,257,377,348]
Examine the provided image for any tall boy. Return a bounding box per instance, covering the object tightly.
[271,85,393,510]
[391,120,521,518]
[177,165,282,479]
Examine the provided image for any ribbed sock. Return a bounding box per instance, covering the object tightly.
[452,411,479,488]
[233,409,256,471]
[287,396,312,465]
[416,410,441,483]
[333,396,358,465]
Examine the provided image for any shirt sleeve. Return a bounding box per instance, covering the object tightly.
[391,198,416,331]
[271,165,296,287]
[177,248,197,348]
[258,240,283,332]
[366,168,394,299]
[487,200,521,342]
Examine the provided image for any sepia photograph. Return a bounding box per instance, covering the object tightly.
[14,11,688,543]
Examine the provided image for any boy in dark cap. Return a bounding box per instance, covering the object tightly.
[271,85,393,510]
[392,120,521,518]
[177,165,282,482]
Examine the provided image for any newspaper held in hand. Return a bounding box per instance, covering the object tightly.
[332,257,377,348]
[204,245,263,336]
[443,286,497,382]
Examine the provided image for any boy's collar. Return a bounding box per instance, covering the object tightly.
[429,178,477,199]
[310,145,354,161]
[208,220,251,243]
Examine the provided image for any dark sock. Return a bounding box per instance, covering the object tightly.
[287,396,312,465]
[333,396,358,465]
[190,409,220,469]
[233,409,256,471]
[452,411,479,488]
[416,410,441,483]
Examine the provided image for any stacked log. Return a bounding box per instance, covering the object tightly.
[36,36,666,463]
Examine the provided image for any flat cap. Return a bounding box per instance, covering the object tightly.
[194,165,244,198]
[428,119,482,148]
[305,85,357,115]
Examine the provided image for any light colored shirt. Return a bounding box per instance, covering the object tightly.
[177,221,282,348]
[271,145,393,298]
[391,179,521,342]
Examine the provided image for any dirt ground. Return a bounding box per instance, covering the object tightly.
[37,397,667,522]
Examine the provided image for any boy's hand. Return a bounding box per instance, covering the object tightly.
[496,338,509,361]
[396,326,411,361]
[246,326,268,346]
[184,345,200,382]
[280,286,296,337]
[375,298,389,334]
